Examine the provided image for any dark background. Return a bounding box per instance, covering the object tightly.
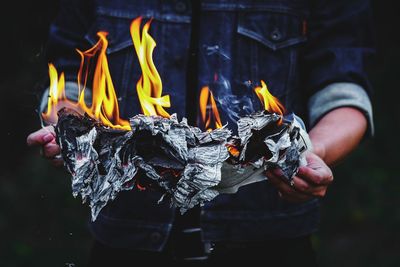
[1,1,399,266]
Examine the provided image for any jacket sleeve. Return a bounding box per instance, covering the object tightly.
[302,0,375,134]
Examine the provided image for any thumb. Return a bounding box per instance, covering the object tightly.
[26,126,55,146]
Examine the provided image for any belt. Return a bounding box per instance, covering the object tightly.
[171,227,213,262]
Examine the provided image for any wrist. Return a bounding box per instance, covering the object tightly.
[310,141,326,161]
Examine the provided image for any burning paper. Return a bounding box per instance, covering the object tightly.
[217,112,312,194]
[56,108,231,220]
[55,108,311,220]
[42,16,312,221]
[200,80,312,193]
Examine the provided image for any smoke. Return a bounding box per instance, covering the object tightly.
[212,74,255,122]
[201,44,258,125]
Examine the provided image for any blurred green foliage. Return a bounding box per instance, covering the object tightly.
[1,0,399,266]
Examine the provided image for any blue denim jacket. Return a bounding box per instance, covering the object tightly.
[45,0,374,251]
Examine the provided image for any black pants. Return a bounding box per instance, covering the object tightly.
[87,235,318,267]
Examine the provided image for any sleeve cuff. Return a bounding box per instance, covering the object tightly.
[308,83,374,136]
[39,81,92,113]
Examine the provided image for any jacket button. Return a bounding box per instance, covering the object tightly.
[150,232,162,243]
[174,0,188,13]
[270,28,282,41]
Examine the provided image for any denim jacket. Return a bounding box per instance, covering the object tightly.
[44,0,374,251]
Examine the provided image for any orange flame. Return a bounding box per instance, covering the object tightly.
[76,32,130,130]
[227,145,240,158]
[41,63,66,123]
[130,17,170,118]
[199,86,223,130]
[42,32,130,130]
[42,17,171,130]
[254,80,286,122]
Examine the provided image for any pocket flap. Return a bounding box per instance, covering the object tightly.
[237,11,307,51]
[85,6,190,54]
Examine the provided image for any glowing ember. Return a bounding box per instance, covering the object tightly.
[227,145,240,158]
[199,86,223,130]
[254,80,286,123]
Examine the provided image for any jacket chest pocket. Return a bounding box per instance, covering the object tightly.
[234,10,307,112]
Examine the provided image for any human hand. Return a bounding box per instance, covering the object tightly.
[26,126,63,167]
[265,152,333,202]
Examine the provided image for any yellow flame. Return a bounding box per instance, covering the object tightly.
[41,63,66,123]
[42,17,175,129]
[76,31,130,130]
[41,64,79,124]
[130,17,170,117]
[42,32,130,130]
[254,80,286,121]
[199,86,222,130]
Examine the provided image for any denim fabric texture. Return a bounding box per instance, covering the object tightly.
[45,0,374,250]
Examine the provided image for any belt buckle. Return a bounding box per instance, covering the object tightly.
[174,228,212,262]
